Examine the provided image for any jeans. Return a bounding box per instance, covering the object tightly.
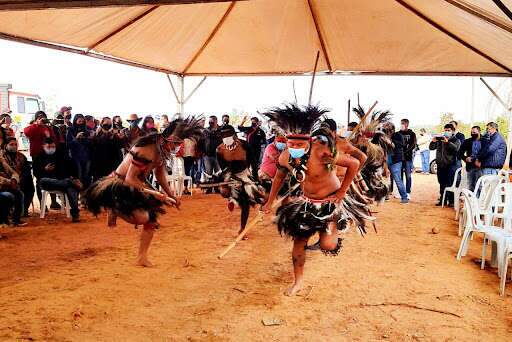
[403,160,413,194]
[0,189,23,224]
[203,156,221,182]
[39,178,79,218]
[74,159,91,189]
[389,162,407,200]
[437,165,457,204]
[467,168,482,192]
[420,150,430,173]
[482,168,499,176]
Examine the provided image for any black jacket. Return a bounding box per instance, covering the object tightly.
[458,137,480,170]
[33,149,78,180]
[429,136,461,169]
[199,126,222,157]
[398,129,417,161]
[238,125,266,155]
[390,132,405,164]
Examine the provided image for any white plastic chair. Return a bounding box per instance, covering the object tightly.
[500,239,512,296]
[456,190,504,263]
[168,156,192,198]
[40,190,71,218]
[442,167,463,218]
[480,183,512,275]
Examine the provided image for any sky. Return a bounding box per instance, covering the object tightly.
[0,39,511,128]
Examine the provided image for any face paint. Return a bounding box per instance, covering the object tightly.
[288,148,306,159]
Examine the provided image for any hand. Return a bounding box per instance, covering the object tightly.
[10,178,19,189]
[465,157,472,163]
[475,160,481,168]
[431,137,437,143]
[45,164,55,172]
[76,132,85,138]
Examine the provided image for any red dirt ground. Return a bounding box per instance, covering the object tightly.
[1,174,511,341]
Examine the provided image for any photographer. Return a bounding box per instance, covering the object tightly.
[429,123,461,206]
[66,114,93,189]
[23,111,57,158]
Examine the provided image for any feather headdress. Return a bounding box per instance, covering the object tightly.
[262,103,329,139]
[351,105,392,138]
[162,115,204,142]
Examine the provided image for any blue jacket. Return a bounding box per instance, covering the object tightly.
[477,132,507,169]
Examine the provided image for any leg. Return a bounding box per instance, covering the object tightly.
[405,160,413,194]
[137,224,155,267]
[21,178,35,216]
[421,150,429,173]
[0,192,14,225]
[287,238,308,296]
[10,189,24,225]
[389,162,407,201]
[240,202,250,235]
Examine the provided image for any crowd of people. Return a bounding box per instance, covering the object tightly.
[0,107,270,227]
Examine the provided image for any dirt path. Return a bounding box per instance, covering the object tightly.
[1,174,511,341]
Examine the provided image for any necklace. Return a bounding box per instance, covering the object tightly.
[289,151,310,183]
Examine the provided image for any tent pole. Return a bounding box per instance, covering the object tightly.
[480,77,512,168]
[166,74,181,113]
[183,77,207,104]
[177,75,185,114]
[470,77,475,126]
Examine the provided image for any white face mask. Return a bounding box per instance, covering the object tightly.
[400,124,406,131]
[223,136,234,146]
[341,130,351,138]
[44,147,56,155]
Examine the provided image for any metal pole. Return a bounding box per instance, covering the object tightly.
[470,77,475,126]
[183,76,207,104]
[177,75,185,114]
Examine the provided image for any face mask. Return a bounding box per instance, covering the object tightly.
[209,121,215,127]
[471,133,479,139]
[102,124,112,130]
[289,147,306,159]
[64,115,71,121]
[223,119,229,124]
[44,147,56,155]
[341,131,352,138]
[275,142,286,151]
[223,136,234,146]
[251,122,258,127]
[146,123,155,129]
[443,132,452,138]
[6,145,17,153]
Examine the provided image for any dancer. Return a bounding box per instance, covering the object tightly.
[261,104,361,296]
[85,117,203,267]
[216,125,265,235]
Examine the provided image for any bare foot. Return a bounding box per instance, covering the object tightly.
[136,258,154,267]
[285,281,303,296]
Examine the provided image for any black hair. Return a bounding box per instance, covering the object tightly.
[348,121,358,128]
[43,137,55,145]
[444,123,455,131]
[323,118,337,132]
[222,114,230,119]
[471,126,481,131]
[450,120,458,127]
[35,111,47,120]
[209,115,217,121]
[401,118,409,124]
[251,117,259,122]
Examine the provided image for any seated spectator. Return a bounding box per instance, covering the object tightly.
[3,137,34,217]
[91,117,124,180]
[66,114,93,189]
[0,113,15,138]
[141,115,158,135]
[33,139,82,222]
[0,152,25,226]
[23,111,56,158]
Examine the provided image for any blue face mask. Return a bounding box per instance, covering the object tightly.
[275,142,286,151]
[289,147,306,159]
[443,131,452,138]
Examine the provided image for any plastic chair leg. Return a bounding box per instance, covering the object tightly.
[442,190,447,208]
[500,254,509,296]
[457,229,471,261]
[481,237,487,270]
[40,192,47,218]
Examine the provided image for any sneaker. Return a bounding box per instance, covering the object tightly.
[394,193,401,199]
[13,221,28,227]
[50,202,62,210]
[407,193,411,200]
[400,199,409,204]
[72,216,80,223]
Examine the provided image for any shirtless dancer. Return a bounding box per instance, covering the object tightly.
[262,104,360,296]
[216,125,265,235]
[85,117,203,266]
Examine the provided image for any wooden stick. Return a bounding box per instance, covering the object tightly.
[218,184,300,259]
[198,181,239,188]
[308,51,320,106]
[356,302,462,318]
[347,99,351,127]
[142,188,177,206]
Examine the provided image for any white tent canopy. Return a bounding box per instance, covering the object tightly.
[0,0,511,77]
